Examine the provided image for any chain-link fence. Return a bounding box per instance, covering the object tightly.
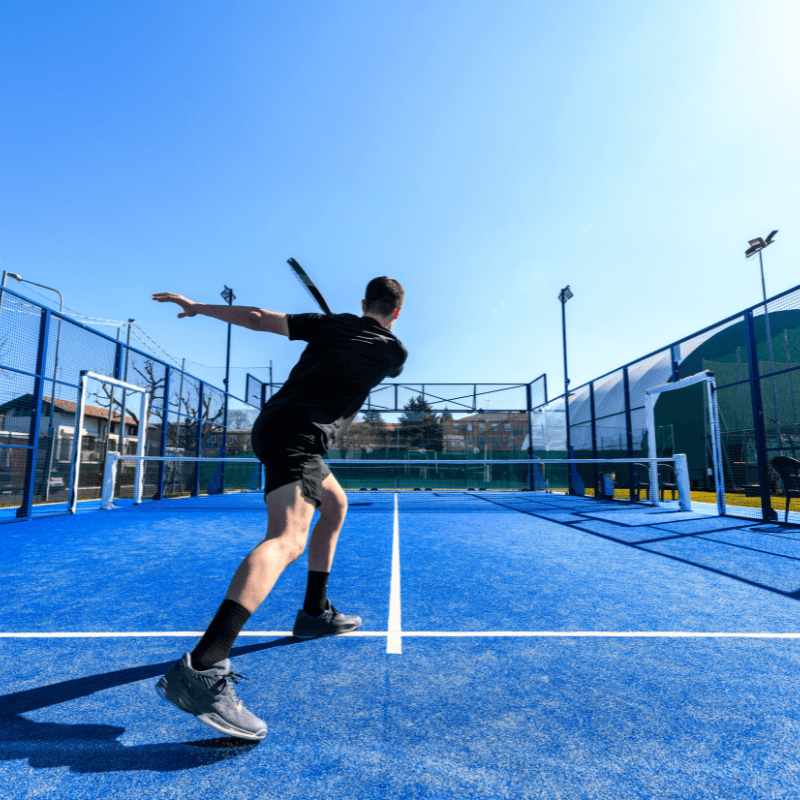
[6,279,798,523]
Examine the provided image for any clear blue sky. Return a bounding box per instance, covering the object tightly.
[2,0,798,407]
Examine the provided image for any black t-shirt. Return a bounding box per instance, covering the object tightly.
[265,313,407,448]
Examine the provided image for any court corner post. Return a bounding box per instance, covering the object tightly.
[674,454,691,511]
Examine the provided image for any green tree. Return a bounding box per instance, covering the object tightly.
[399,396,443,452]
[362,410,390,451]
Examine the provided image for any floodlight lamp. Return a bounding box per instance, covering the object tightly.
[766,230,779,244]
[745,238,766,258]
[558,286,573,304]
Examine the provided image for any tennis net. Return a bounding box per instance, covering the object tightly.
[98,454,692,514]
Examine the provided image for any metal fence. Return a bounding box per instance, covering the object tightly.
[531,283,800,522]
[0,286,259,520]
[244,373,547,459]
[4,280,800,523]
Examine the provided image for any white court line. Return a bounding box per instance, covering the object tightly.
[386,493,402,654]
[3,631,800,639]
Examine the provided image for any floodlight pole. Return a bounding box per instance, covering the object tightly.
[220,286,236,475]
[746,233,780,442]
[221,286,236,396]
[559,286,573,493]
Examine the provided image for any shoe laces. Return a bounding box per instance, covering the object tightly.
[214,671,250,709]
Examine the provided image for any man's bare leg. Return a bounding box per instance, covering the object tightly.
[307,473,349,573]
[157,475,358,738]
[299,473,349,619]
[225,480,317,612]
[191,474,354,666]
[293,473,361,637]
[156,480,315,741]
[185,480,315,672]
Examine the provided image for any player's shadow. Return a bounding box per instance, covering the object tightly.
[0,636,302,773]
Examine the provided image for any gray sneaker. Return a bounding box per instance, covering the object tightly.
[292,600,362,639]
[156,653,267,740]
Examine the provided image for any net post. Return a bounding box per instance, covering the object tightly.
[133,390,149,504]
[674,454,691,511]
[101,451,120,510]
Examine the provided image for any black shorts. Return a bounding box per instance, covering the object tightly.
[251,405,331,508]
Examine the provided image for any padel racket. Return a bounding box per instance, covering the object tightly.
[287,258,334,316]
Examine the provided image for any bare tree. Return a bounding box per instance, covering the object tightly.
[227,409,258,430]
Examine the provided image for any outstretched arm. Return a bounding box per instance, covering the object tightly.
[152,293,289,336]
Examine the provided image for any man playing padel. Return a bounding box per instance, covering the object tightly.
[151,277,406,740]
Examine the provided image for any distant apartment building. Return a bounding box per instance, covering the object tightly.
[200,429,253,454]
[0,394,139,461]
[339,413,529,454]
[0,394,140,496]
[442,412,529,453]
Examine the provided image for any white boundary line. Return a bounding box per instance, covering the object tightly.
[3,631,800,639]
[387,493,403,654]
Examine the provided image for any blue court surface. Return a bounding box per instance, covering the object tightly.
[3,497,800,799]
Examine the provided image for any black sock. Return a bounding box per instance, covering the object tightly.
[191,599,252,671]
[302,571,330,617]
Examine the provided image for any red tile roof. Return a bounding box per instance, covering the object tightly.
[43,397,137,425]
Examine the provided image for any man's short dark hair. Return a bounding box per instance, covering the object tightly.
[364,277,404,317]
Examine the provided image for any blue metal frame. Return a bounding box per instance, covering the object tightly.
[154,365,171,501]
[744,309,776,521]
[16,308,51,519]
[525,383,533,490]
[363,380,546,415]
[590,382,598,495]
[623,368,635,501]
[671,344,680,382]
[192,381,204,497]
